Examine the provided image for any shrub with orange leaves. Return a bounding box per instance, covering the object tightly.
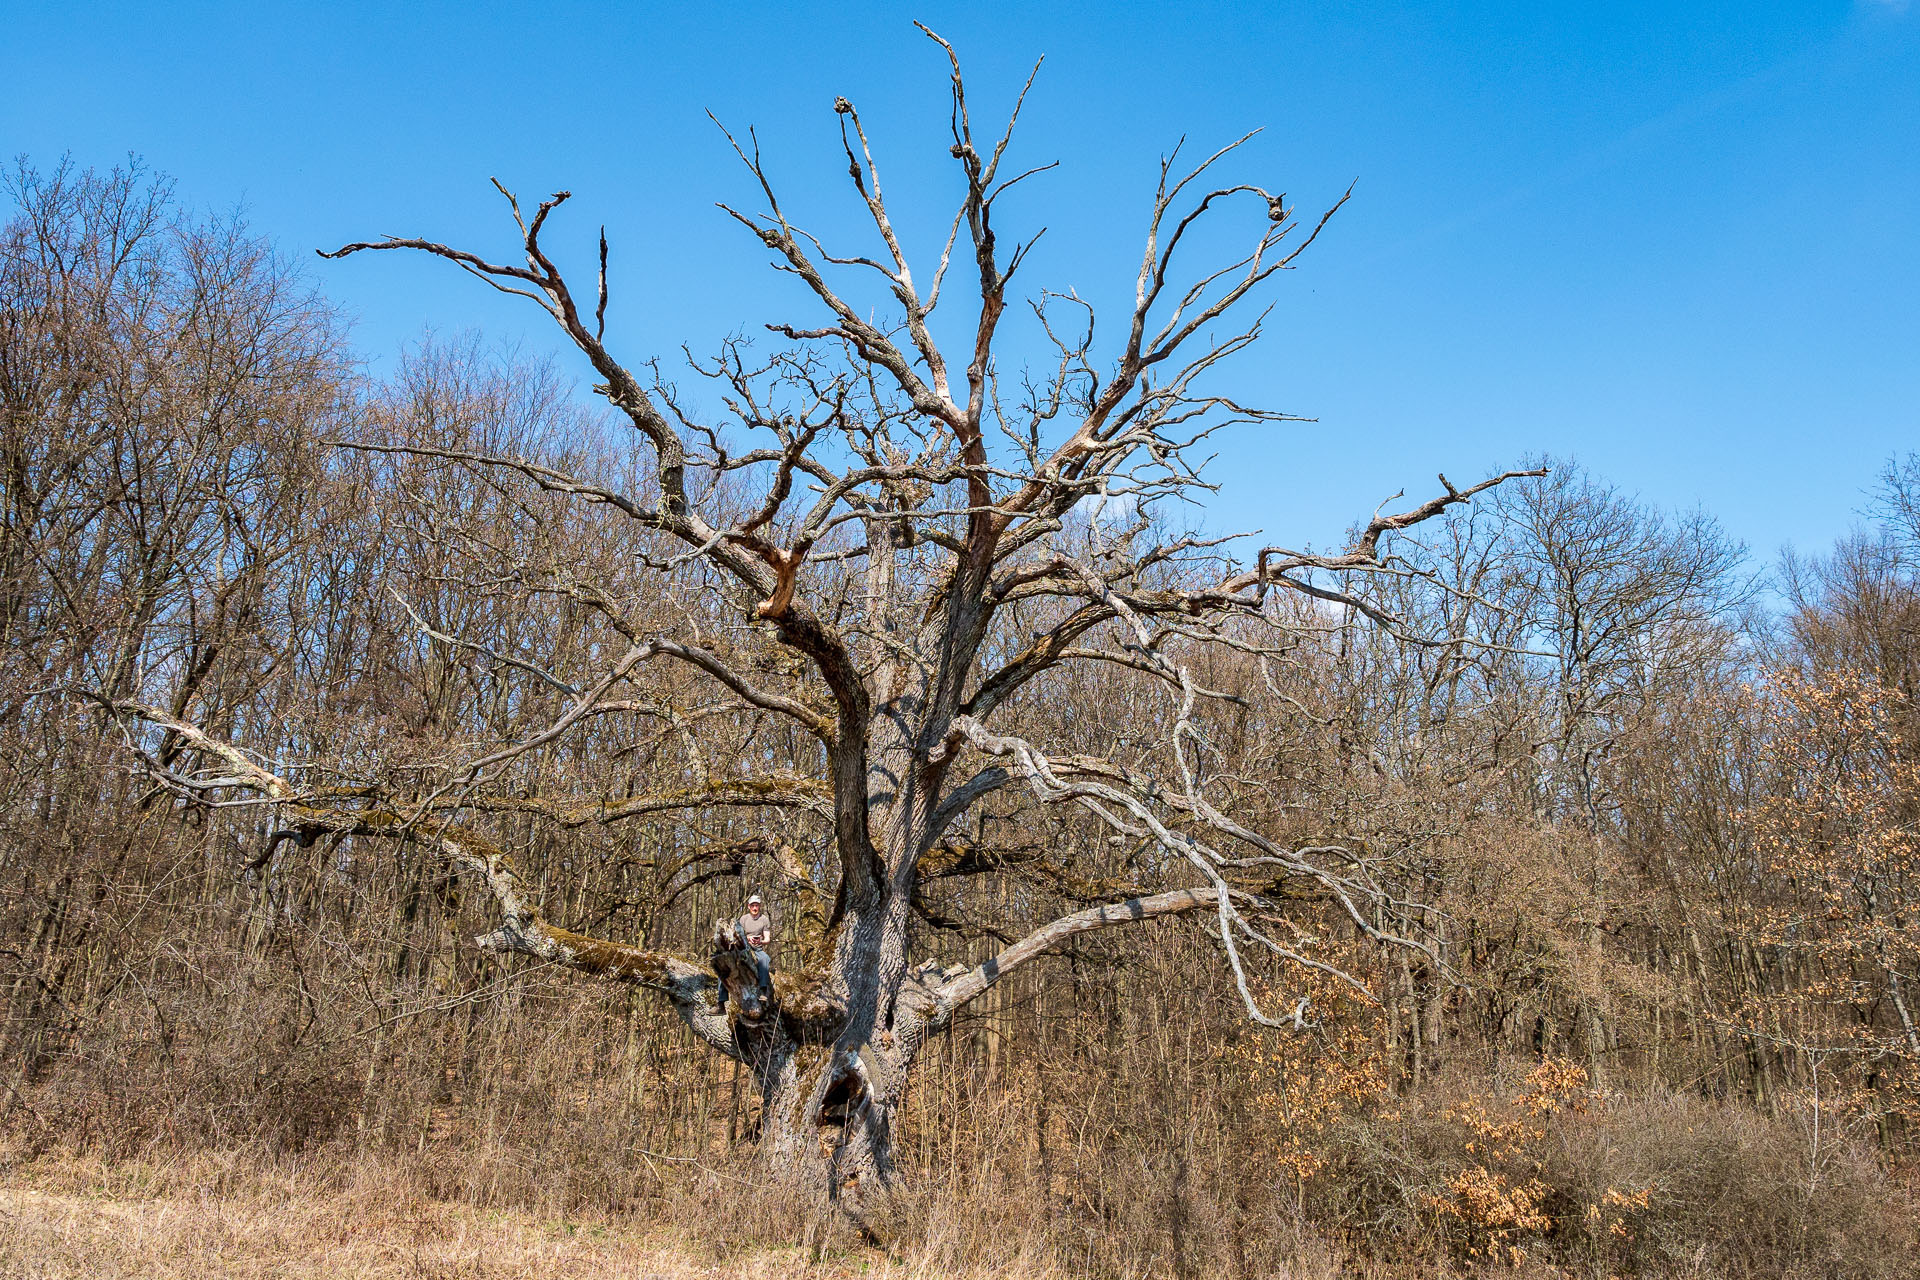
[1327,1062,1912,1276]
[1219,957,1392,1187]
[1422,1058,1591,1264]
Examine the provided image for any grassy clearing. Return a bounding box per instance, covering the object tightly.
[0,1150,1039,1280]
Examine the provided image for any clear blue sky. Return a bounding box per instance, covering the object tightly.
[5,1,1916,562]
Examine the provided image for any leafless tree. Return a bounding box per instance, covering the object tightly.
[1,155,352,1105]
[92,35,1536,1205]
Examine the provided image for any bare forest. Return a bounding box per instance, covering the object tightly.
[4,49,1919,1280]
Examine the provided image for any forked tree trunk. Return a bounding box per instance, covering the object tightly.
[710,1014,909,1219]
[706,903,922,1211]
[696,881,1222,1213]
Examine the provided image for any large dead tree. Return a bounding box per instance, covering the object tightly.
[99,33,1535,1207]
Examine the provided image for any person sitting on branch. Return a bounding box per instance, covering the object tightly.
[716,893,774,1015]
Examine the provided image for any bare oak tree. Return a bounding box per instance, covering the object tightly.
[97,34,1535,1206]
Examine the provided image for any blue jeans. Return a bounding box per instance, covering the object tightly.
[718,946,771,1009]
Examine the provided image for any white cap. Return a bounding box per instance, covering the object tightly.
[748,894,763,905]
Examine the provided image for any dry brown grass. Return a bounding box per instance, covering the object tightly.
[10,1131,1906,1280]
[0,1148,1067,1280]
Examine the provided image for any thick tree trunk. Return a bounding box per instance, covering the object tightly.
[758,1041,899,1205]
[706,896,921,1213]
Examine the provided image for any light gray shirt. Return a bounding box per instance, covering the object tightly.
[737,909,774,948]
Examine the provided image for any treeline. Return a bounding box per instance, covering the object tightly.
[4,160,1916,1277]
